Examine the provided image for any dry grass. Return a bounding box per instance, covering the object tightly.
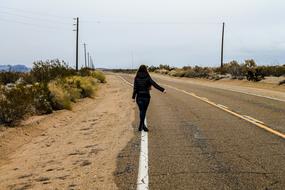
[91,71,106,83]
[48,81,72,110]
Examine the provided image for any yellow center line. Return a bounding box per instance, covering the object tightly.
[164,84,285,139]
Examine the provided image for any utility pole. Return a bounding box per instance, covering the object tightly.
[90,56,94,69]
[87,52,90,68]
[73,17,79,71]
[221,22,225,68]
[83,43,87,68]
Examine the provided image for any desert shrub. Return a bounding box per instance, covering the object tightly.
[91,70,106,83]
[168,69,183,77]
[76,76,97,97]
[0,84,34,125]
[172,70,186,77]
[66,76,98,98]
[154,69,169,75]
[257,65,285,77]
[65,77,84,100]
[148,65,159,72]
[32,83,53,114]
[31,59,76,83]
[48,80,72,110]
[183,69,196,78]
[246,68,265,82]
[79,67,91,76]
[223,60,243,77]
[21,73,35,84]
[110,69,136,74]
[184,66,212,78]
[169,66,213,78]
[159,64,171,71]
[0,72,25,85]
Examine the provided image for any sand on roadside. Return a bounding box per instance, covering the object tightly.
[0,74,136,190]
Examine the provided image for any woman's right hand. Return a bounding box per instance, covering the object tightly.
[163,89,166,94]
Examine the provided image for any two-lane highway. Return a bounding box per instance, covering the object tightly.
[119,74,285,190]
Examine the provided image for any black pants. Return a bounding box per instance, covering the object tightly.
[136,97,150,128]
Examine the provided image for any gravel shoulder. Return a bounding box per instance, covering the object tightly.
[0,75,136,190]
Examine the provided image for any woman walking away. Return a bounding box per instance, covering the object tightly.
[132,65,166,132]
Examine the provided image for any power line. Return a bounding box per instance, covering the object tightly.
[0,11,73,25]
[0,6,72,20]
[81,19,222,25]
[0,17,72,31]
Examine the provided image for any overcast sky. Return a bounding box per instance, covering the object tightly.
[0,0,285,69]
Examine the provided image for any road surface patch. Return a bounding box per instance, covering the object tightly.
[164,84,285,139]
[217,88,285,103]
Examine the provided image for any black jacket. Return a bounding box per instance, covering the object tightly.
[132,73,165,99]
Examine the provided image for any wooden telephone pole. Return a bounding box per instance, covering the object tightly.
[83,43,87,68]
[221,22,225,68]
[73,17,79,71]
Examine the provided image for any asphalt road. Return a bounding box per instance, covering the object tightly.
[119,74,285,190]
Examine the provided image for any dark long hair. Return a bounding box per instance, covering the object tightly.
[135,65,150,78]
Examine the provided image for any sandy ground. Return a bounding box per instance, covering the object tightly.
[0,75,135,190]
[151,73,285,101]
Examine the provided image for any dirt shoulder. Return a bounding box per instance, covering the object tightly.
[151,73,285,101]
[0,75,136,190]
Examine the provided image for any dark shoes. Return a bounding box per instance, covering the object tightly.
[138,124,149,132]
[142,126,149,132]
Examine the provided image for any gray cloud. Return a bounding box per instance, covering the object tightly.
[0,0,284,68]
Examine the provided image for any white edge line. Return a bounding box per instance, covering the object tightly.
[137,119,149,190]
[117,75,149,190]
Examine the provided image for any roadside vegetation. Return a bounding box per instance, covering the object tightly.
[147,59,285,82]
[0,59,106,126]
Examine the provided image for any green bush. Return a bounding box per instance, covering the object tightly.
[32,83,53,114]
[223,61,243,77]
[257,65,285,77]
[246,68,265,82]
[0,72,26,85]
[0,85,34,125]
[148,65,159,72]
[79,67,92,76]
[31,59,76,83]
[159,64,175,71]
[183,66,212,78]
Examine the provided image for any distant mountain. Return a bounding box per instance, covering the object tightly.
[0,65,31,72]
